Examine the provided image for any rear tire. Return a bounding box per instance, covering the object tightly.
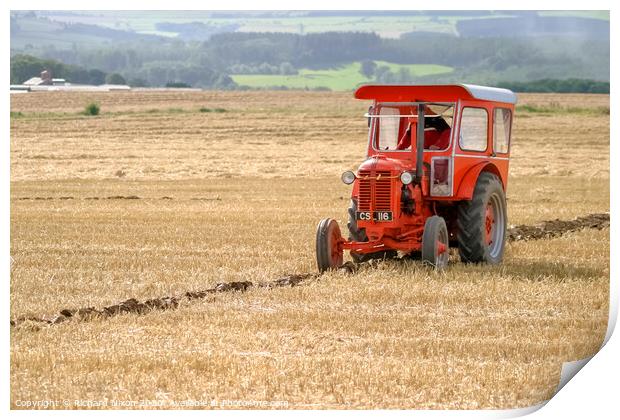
[421,216,449,269]
[347,199,397,262]
[316,218,344,272]
[457,172,507,264]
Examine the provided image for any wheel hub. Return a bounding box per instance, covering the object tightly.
[436,240,447,255]
[330,229,343,262]
[485,203,495,245]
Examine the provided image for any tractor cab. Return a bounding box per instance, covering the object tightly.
[316,84,516,272]
[356,84,515,200]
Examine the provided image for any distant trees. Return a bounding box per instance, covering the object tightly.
[10,54,45,84]
[229,61,297,75]
[10,53,237,89]
[397,68,413,82]
[498,79,609,93]
[258,62,278,74]
[128,77,148,87]
[155,21,240,40]
[11,23,610,90]
[203,31,607,83]
[10,54,108,85]
[373,65,390,82]
[105,73,126,85]
[360,60,377,77]
[165,81,191,88]
[207,31,383,69]
[371,67,415,84]
[134,63,235,88]
[279,62,296,75]
[86,69,106,85]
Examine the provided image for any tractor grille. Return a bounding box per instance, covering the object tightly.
[357,170,392,212]
[375,172,392,211]
[358,171,372,211]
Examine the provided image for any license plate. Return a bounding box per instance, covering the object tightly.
[356,211,393,222]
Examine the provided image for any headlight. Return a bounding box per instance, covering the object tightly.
[400,171,414,185]
[341,171,356,185]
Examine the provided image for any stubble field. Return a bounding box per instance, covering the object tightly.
[10,90,609,409]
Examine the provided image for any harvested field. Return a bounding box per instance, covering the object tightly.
[10,212,609,330]
[10,91,609,409]
[11,91,609,182]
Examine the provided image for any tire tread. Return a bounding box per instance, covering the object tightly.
[456,172,506,264]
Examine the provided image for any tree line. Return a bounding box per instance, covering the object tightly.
[11,29,609,90]
[11,54,610,93]
[10,53,234,89]
[498,79,609,94]
[10,54,108,85]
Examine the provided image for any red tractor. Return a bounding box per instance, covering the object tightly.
[316,84,516,271]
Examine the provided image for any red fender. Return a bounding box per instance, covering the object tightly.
[455,162,505,200]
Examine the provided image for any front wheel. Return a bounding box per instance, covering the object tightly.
[316,218,344,272]
[421,216,450,269]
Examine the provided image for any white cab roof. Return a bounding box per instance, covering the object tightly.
[460,84,518,104]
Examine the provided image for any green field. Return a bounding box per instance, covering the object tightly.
[231,61,454,91]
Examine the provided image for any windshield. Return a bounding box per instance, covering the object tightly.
[370,103,454,152]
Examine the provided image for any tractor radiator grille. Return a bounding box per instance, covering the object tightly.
[357,171,392,212]
[358,171,372,211]
[375,172,392,211]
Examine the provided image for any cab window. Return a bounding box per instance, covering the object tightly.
[493,108,512,154]
[373,104,454,152]
[376,106,402,151]
[459,107,488,152]
[424,104,453,151]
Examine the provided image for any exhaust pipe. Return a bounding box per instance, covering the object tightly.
[416,103,425,184]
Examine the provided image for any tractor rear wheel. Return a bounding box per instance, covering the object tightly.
[316,218,344,272]
[347,199,397,262]
[421,216,449,269]
[457,172,507,264]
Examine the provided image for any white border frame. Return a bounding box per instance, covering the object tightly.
[3,2,615,419]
